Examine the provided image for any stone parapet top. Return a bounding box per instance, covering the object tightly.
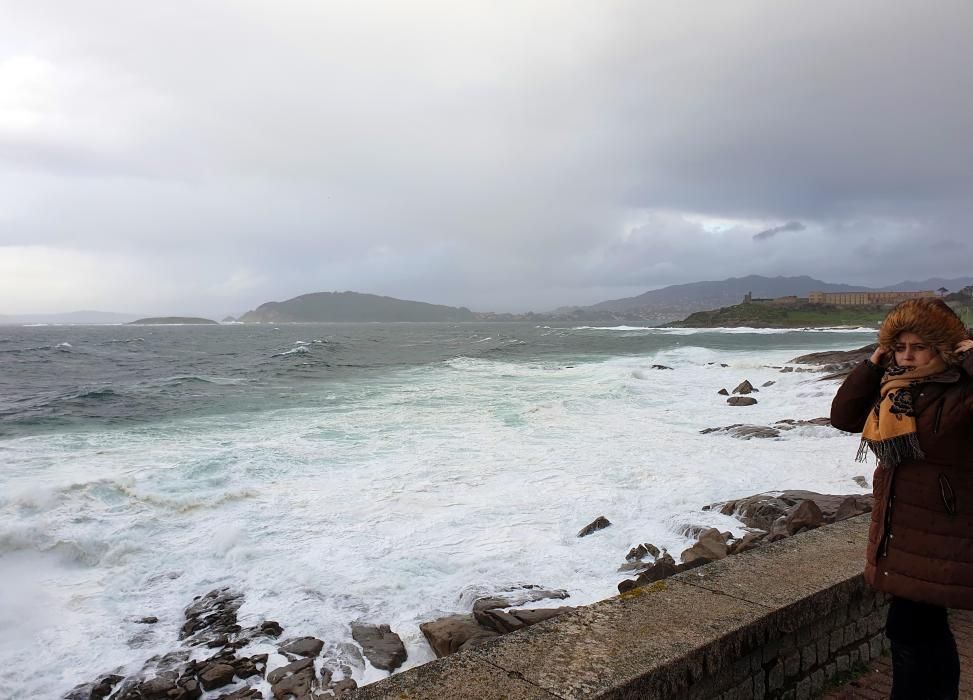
[351,514,872,700]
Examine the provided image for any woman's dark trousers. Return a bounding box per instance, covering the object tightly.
[886,597,960,699]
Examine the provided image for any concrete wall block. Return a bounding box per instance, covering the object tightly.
[752,669,765,700]
[795,676,812,700]
[795,624,812,647]
[858,641,870,664]
[810,668,825,695]
[849,648,860,667]
[783,651,801,679]
[816,636,829,666]
[732,655,752,684]
[800,644,816,673]
[866,609,885,636]
[870,635,884,660]
[843,622,858,646]
[836,654,849,675]
[829,628,844,654]
[834,604,848,628]
[767,661,784,692]
[825,661,836,681]
[854,618,868,640]
[761,638,780,665]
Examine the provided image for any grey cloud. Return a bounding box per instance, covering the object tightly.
[753,221,806,241]
[1,1,972,313]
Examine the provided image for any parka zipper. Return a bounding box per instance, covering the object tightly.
[879,466,900,559]
[933,399,945,434]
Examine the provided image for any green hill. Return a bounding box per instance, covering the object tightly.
[240,291,475,323]
[670,299,973,328]
[128,317,218,325]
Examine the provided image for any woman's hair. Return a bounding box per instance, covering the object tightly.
[879,297,970,365]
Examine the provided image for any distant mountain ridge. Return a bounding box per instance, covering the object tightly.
[577,275,973,318]
[239,291,475,323]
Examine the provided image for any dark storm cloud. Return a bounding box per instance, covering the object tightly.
[753,222,806,242]
[0,1,971,313]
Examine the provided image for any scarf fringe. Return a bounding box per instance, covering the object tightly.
[857,434,925,469]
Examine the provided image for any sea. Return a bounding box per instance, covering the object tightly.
[0,322,877,698]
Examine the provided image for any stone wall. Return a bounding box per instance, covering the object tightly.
[351,514,885,700]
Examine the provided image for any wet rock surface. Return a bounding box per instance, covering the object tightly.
[350,623,407,672]
[701,417,831,439]
[577,515,611,537]
[727,396,758,406]
[618,490,873,593]
[65,590,358,700]
[420,586,573,659]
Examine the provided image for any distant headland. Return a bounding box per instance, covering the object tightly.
[127,317,218,325]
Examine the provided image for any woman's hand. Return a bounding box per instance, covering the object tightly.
[956,339,973,354]
[869,345,888,364]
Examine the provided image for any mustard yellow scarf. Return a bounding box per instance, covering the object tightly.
[857,356,949,468]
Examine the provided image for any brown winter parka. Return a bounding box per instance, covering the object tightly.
[831,353,973,608]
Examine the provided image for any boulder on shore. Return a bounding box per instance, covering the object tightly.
[350,623,407,672]
[577,516,611,537]
[727,396,758,406]
[733,380,757,394]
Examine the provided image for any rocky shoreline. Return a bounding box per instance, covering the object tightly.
[64,344,874,699]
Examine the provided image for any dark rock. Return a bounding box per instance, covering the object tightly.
[733,380,756,394]
[65,675,124,700]
[700,423,780,439]
[139,675,179,697]
[419,614,499,658]
[256,620,283,638]
[617,556,679,593]
[266,658,314,685]
[727,396,758,406]
[268,658,316,700]
[727,531,766,555]
[761,380,776,387]
[625,542,660,561]
[198,663,236,691]
[136,616,159,624]
[577,515,611,537]
[216,689,263,699]
[680,528,729,564]
[780,366,794,373]
[476,607,573,634]
[278,636,324,658]
[785,499,824,534]
[720,363,729,367]
[853,475,869,489]
[651,364,673,370]
[471,587,569,614]
[351,623,407,672]
[789,344,877,366]
[333,678,358,695]
[181,588,244,642]
[717,388,729,395]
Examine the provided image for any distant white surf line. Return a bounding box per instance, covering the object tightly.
[570,325,877,334]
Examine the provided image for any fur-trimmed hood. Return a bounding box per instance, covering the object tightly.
[878,297,969,365]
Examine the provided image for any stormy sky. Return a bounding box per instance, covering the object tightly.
[1,1,971,315]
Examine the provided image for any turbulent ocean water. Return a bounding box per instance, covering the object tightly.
[0,322,877,697]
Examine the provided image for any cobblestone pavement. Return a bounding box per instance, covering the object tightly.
[822,609,973,699]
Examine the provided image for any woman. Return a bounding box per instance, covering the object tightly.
[831,297,973,699]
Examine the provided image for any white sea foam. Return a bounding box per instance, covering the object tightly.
[0,331,874,697]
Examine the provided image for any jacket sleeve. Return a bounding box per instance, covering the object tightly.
[830,360,883,433]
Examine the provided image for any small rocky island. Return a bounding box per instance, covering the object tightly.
[127,317,219,325]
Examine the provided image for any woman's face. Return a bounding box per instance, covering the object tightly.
[892,331,939,368]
